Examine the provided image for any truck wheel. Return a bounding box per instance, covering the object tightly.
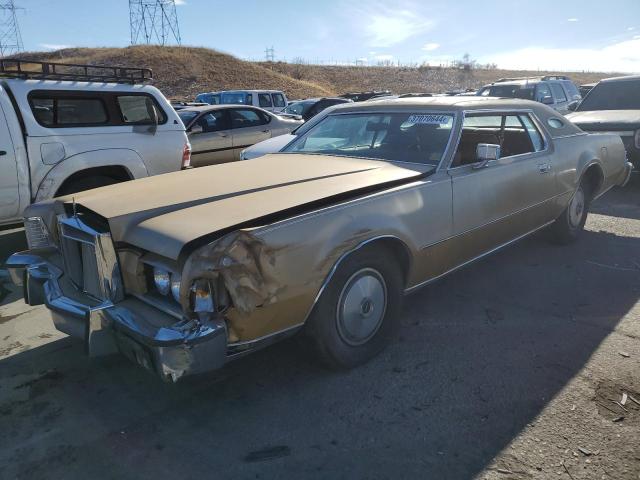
[56,176,120,196]
[306,246,403,370]
[549,182,590,244]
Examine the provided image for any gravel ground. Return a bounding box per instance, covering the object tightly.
[0,176,639,480]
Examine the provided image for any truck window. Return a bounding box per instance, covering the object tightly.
[30,97,108,126]
[550,84,567,102]
[259,93,273,108]
[117,95,167,124]
[272,93,286,108]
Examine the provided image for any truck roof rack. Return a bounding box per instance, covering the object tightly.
[0,59,152,84]
[494,75,571,83]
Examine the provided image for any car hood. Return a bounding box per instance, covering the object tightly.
[59,154,432,259]
[242,134,295,159]
[567,110,640,131]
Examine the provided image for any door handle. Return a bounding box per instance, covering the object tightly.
[0,151,6,156]
[219,133,228,138]
[538,163,551,173]
[261,129,270,133]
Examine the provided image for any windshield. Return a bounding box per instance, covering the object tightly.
[284,101,313,115]
[577,80,640,111]
[221,92,251,105]
[177,110,199,127]
[488,84,535,100]
[195,93,220,105]
[283,112,454,165]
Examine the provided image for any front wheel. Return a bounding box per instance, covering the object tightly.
[549,182,589,244]
[306,246,403,370]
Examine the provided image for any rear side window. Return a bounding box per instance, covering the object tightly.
[550,84,567,102]
[30,97,108,126]
[258,93,273,108]
[117,95,166,124]
[231,108,268,128]
[28,91,167,128]
[272,93,286,108]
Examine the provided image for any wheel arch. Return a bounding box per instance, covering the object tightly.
[303,235,412,325]
[54,165,133,197]
[579,161,605,200]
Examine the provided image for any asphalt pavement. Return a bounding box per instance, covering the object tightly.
[0,176,639,480]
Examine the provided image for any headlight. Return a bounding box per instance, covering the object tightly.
[24,216,52,250]
[170,272,181,302]
[635,129,640,149]
[191,279,215,313]
[153,267,171,296]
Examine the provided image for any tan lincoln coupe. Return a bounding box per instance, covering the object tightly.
[7,97,632,381]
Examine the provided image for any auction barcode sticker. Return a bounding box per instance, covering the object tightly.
[407,114,451,125]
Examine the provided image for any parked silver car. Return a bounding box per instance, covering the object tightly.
[178,105,302,167]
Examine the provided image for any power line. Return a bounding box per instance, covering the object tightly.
[129,0,181,46]
[0,0,23,58]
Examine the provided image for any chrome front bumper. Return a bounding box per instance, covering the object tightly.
[6,252,227,382]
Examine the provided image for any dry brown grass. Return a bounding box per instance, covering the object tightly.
[14,46,614,101]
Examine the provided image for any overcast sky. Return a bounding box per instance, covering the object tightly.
[14,0,640,72]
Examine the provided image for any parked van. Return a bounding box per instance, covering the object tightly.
[0,59,190,226]
[218,90,288,112]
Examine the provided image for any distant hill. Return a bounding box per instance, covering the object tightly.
[13,46,613,101]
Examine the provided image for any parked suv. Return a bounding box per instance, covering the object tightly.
[279,97,352,121]
[0,59,190,226]
[218,90,288,112]
[567,75,640,170]
[479,76,581,114]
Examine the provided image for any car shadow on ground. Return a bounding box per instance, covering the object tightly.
[0,198,639,479]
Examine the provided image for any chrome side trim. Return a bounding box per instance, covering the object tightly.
[226,322,304,358]
[404,219,555,295]
[588,131,634,137]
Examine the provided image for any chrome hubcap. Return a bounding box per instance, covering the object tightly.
[568,187,585,228]
[336,268,387,346]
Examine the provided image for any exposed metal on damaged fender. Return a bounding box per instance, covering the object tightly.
[181,231,283,315]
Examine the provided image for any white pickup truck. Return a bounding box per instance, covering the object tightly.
[0,59,190,226]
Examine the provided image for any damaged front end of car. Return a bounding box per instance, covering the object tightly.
[6,210,281,382]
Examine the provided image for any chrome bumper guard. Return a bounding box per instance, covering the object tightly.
[5,252,227,382]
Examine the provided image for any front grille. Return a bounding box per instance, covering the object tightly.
[57,215,123,302]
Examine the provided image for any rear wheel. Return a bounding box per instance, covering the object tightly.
[306,246,403,369]
[549,182,589,244]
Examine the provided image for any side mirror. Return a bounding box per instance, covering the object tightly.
[568,102,579,112]
[541,95,554,105]
[189,124,203,135]
[473,143,500,169]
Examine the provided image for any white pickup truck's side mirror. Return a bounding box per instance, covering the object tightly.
[474,143,501,169]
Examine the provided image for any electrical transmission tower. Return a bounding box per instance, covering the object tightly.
[129,0,181,46]
[0,1,23,57]
[265,46,275,62]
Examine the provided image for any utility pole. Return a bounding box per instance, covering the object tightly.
[265,46,275,62]
[129,0,181,46]
[0,0,23,57]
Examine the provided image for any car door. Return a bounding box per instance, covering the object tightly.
[446,112,557,265]
[230,108,272,160]
[550,83,569,113]
[0,101,19,223]
[188,110,233,167]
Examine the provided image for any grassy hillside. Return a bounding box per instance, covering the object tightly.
[14,46,612,101]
